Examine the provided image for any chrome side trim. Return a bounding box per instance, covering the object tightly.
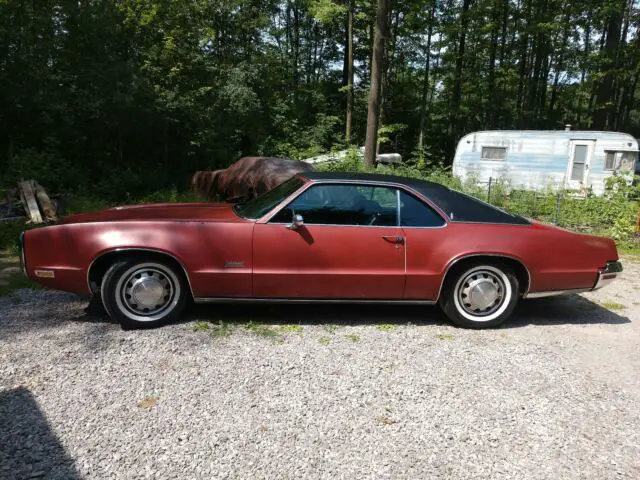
[435,253,532,301]
[194,297,437,305]
[86,248,196,299]
[524,288,591,299]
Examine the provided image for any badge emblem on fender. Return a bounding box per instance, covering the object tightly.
[224,261,244,268]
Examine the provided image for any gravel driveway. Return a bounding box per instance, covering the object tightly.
[1,260,639,479]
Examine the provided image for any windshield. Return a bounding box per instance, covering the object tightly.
[234,176,306,219]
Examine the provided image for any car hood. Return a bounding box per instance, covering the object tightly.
[59,202,243,224]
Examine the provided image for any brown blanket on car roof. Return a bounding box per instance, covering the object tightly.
[191,156,314,203]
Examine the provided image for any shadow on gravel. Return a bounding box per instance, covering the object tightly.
[0,387,80,479]
[184,302,451,328]
[509,295,631,328]
[183,293,630,329]
[0,289,630,338]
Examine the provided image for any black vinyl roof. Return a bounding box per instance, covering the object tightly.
[301,171,530,225]
[303,171,446,191]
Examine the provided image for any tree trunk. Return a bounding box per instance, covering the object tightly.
[292,0,300,104]
[418,0,436,152]
[576,9,591,127]
[364,0,389,169]
[345,0,354,144]
[499,0,509,67]
[516,0,531,126]
[593,1,625,129]
[548,20,571,119]
[449,0,472,142]
[487,0,500,127]
[621,67,640,130]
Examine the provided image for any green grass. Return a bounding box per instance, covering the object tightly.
[619,248,640,261]
[323,324,343,334]
[0,271,42,297]
[435,333,455,341]
[192,320,235,338]
[191,321,211,332]
[245,321,281,339]
[318,336,331,345]
[601,301,625,310]
[211,321,235,338]
[376,324,396,331]
[279,324,304,335]
[344,333,360,343]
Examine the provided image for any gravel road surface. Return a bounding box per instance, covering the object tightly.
[1,260,639,479]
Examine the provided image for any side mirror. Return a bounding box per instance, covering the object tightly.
[287,213,304,230]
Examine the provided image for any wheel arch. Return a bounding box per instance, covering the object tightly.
[87,248,194,299]
[436,253,531,301]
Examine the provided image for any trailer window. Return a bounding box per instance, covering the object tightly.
[480,146,507,161]
[605,151,638,171]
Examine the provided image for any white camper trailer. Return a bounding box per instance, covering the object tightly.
[452,129,639,195]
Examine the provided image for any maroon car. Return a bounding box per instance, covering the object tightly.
[20,172,622,329]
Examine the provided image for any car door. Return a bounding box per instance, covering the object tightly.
[252,183,406,299]
[397,190,451,300]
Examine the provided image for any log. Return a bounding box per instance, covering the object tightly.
[34,181,57,221]
[18,180,43,224]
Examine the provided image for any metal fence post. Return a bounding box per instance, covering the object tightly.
[553,192,561,225]
[487,177,492,203]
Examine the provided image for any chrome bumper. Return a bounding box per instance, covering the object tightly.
[525,260,622,299]
[593,260,623,290]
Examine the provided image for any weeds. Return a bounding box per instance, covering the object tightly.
[191,321,211,332]
[344,333,360,343]
[376,324,396,331]
[324,324,343,334]
[279,324,304,335]
[245,321,280,339]
[601,301,625,310]
[382,363,394,373]
[210,321,234,338]
[318,337,331,345]
[436,333,455,341]
[0,272,43,297]
[375,415,396,425]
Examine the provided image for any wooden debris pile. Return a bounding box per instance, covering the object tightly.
[1,180,63,224]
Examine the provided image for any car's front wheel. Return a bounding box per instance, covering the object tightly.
[101,258,188,329]
[440,263,518,329]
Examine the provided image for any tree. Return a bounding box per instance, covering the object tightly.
[364,0,389,168]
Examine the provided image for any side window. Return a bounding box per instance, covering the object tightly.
[270,184,398,226]
[400,191,445,227]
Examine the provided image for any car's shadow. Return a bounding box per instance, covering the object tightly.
[179,294,631,329]
[0,387,81,479]
[0,290,630,340]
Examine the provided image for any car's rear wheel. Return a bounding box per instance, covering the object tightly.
[440,263,518,329]
[101,259,187,329]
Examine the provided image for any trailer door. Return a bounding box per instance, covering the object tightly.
[566,141,594,189]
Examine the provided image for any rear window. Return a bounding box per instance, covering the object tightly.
[422,188,530,225]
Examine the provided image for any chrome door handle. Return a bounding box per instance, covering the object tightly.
[382,235,404,244]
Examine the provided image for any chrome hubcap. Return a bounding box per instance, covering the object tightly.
[457,269,505,317]
[122,268,173,316]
